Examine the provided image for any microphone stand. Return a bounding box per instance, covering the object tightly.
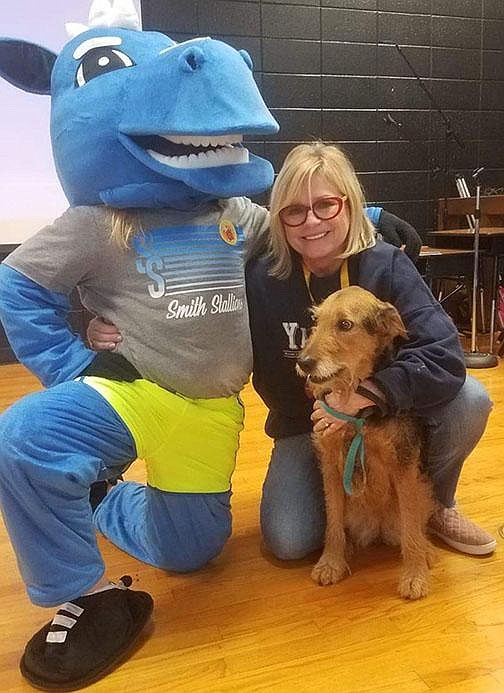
[395,45,497,369]
[464,169,498,368]
[394,45,465,227]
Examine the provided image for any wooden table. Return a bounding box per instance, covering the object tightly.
[419,245,474,261]
[418,245,474,280]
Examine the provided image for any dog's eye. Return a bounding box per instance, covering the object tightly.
[337,319,353,331]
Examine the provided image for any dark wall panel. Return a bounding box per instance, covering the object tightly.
[142,0,504,239]
[484,0,504,19]
[322,42,376,76]
[264,4,320,38]
[323,8,377,42]
[432,0,482,18]
[377,12,431,46]
[323,110,377,141]
[378,1,429,13]
[263,39,320,73]
[377,45,430,77]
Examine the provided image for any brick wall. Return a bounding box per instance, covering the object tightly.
[141,0,504,238]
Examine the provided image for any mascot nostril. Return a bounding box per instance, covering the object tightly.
[179,46,205,73]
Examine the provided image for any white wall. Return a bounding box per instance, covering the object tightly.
[0,1,142,243]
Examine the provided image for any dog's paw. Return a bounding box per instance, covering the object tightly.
[398,571,430,600]
[311,557,349,586]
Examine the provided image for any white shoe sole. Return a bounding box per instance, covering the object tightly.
[430,530,497,556]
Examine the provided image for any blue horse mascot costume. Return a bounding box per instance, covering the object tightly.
[0,0,423,688]
[0,0,279,688]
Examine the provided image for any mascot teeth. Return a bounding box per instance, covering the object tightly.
[148,146,249,169]
[167,134,243,147]
[146,133,248,169]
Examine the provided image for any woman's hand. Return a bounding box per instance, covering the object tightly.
[87,317,122,351]
[311,389,376,436]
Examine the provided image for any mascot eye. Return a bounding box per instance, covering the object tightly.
[75,48,134,87]
[337,319,353,331]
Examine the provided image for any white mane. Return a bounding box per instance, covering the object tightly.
[66,0,141,39]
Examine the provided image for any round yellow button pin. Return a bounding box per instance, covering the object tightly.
[219,219,238,245]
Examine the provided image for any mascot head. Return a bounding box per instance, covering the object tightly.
[0,0,279,209]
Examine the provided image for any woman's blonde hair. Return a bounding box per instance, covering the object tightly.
[268,141,376,278]
[109,208,141,249]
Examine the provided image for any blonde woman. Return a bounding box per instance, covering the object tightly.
[248,142,495,558]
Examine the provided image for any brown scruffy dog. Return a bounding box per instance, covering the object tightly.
[297,285,435,600]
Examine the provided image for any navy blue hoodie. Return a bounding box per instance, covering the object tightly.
[246,241,466,440]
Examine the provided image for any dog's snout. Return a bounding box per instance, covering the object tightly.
[297,354,316,374]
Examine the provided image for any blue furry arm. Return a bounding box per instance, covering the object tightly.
[0,264,95,387]
[365,206,382,226]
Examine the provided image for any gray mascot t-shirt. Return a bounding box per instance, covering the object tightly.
[5,197,269,399]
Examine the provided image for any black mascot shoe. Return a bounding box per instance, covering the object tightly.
[20,577,153,690]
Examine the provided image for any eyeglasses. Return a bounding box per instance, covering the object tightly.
[279,196,347,227]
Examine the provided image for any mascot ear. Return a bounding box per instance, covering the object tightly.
[0,38,57,95]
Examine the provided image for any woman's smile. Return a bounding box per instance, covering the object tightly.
[302,229,330,241]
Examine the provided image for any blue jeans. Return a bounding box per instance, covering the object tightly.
[260,375,492,560]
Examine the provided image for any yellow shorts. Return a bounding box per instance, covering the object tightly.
[81,377,244,493]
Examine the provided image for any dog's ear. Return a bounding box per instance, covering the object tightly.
[364,303,407,342]
[377,303,408,341]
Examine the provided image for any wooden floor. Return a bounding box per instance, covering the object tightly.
[0,362,503,692]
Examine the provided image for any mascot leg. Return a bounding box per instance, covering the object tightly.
[0,379,138,606]
[0,380,153,689]
[94,483,232,572]
[85,378,237,573]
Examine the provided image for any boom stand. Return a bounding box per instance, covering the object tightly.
[394,45,497,368]
[464,178,498,368]
[394,45,465,228]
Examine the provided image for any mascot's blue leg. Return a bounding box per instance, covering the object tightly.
[0,380,136,607]
[93,482,232,573]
